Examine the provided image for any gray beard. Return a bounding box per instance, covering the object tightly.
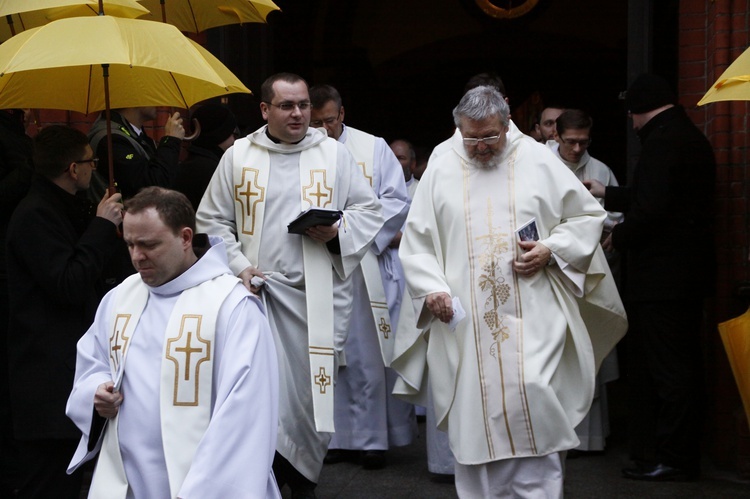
[468,144,505,170]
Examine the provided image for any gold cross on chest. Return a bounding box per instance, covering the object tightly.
[175,331,202,381]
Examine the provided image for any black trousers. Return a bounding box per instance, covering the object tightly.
[15,438,83,499]
[273,452,316,494]
[626,299,704,472]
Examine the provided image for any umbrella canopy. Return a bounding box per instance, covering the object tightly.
[0,0,149,41]
[137,0,279,33]
[698,46,750,105]
[0,15,251,114]
[718,307,750,430]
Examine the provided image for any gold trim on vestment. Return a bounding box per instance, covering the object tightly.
[234,167,266,235]
[302,169,333,208]
[166,314,211,407]
[109,314,132,373]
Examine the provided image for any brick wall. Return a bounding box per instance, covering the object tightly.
[680,0,750,473]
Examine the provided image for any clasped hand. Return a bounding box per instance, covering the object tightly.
[94,381,123,419]
[513,241,551,277]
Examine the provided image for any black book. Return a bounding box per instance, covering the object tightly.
[287,208,343,235]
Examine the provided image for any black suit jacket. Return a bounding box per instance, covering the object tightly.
[6,177,119,439]
[605,106,716,301]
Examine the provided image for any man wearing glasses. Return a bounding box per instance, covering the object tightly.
[197,73,383,498]
[393,86,626,497]
[6,126,123,498]
[550,109,624,459]
[309,84,414,471]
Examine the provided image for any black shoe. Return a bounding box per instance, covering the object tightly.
[429,472,455,484]
[290,487,317,499]
[622,463,697,482]
[323,449,359,465]
[361,450,386,470]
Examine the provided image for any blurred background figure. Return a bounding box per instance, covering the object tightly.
[175,103,239,210]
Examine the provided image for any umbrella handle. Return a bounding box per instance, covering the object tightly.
[184,118,201,141]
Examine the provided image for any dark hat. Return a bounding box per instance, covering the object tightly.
[625,73,677,114]
[191,104,237,148]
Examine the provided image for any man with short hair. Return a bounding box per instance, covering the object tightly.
[66,187,279,498]
[536,105,565,143]
[586,73,716,481]
[552,109,623,455]
[309,84,413,470]
[197,73,383,497]
[6,125,123,498]
[393,86,626,496]
[553,109,623,249]
[390,139,419,198]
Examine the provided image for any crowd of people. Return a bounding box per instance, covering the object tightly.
[0,70,716,499]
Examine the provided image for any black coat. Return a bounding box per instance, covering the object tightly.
[0,110,33,282]
[6,177,119,439]
[605,106,716,301]
[91,110,182,199]
[174,144,223,211]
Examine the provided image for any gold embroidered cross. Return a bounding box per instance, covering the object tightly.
[378,317,391,339]
[234,168,265,235]
[175,331,203,381]
[314,366,331,394]
[303,170,333,207]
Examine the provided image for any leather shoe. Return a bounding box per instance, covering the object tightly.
[361,450,386,470]
[323,449,359,465]
[621,463,697,482]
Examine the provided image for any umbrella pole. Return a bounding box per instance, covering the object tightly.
[102,63,115,196]
[5,15,15,37]
[161,0,167,23]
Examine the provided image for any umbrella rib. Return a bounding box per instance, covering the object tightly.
[169,72,189,109]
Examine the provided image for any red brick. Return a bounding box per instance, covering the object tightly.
[682,60,706,78]
[732,31,749,49]
[731,181,745,196]
[732,146,747,164]
[682,28,709,47]
[682,13,707,30]
[731,164,747,182]
[715,148,731,165]
[714,13,732,32]
[714,48,732,66]
[732,11,749,31]
[681,0,709,15]
[680,44,707,62]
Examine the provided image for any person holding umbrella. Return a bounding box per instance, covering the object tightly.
[88,106,186,201]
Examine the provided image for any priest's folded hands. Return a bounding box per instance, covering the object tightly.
[94,381,123,419]
[513,241,552,277]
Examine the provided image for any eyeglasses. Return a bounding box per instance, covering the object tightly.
[462,135,501,146]
[75,157,99,169]
[310,116,341,127]
[65,157,99,172]
[264,101,311,112]
[560,137,591,147]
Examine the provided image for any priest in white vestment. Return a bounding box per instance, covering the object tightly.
[196,74,383,497]
[66,187,280,499]
[392,86,627,498]
[550,109,624,455]
[309,85,415,469]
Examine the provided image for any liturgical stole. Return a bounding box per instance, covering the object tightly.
[88,273,238,498]
[344,127,395,365]
[231,138,338,432]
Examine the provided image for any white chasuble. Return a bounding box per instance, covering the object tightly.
[394,125,627,466]
[231,137,338,432]
[344,127,395,365]
[88,274,237,499]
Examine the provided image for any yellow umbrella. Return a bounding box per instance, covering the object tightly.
[0,15,251,190]
[717,308,750,430]
[0,0,149,40]
[698,46,750,105]
[137,0,280,33]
